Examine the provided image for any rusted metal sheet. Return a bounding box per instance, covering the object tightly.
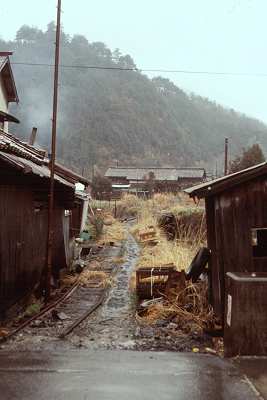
[224,272,267,357]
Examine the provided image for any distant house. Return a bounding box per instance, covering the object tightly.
[0,129,90,318]
[0,51,19,131]
[105,167,206,195]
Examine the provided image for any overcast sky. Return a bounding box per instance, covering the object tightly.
[1,0,267,123]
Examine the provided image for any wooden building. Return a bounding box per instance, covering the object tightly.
[185,162,267,319]
[0,129,89,317]
[105,167,206,194]
[0,51,19,131]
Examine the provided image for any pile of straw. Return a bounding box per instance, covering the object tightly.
[138,280,215,334]
[99,216,126,244]
[79,270,109,288]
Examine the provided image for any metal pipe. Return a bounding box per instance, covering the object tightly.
[45,0,62,302]
[224,137,228,176]
[29,127,37,145]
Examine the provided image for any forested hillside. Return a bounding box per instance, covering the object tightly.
[1,23,267,176]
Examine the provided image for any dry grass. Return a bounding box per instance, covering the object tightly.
[79,270,109,288]
[137,280,215,334]
[60,274,77,286]
[136,237,196,271]
[98,213,126,244]
[126,193,214,334]
[116,194,143,218]
[129,192,205,271]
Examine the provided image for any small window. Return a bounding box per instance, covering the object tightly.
[251,228,267,257]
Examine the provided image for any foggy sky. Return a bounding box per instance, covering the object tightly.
[1,0,267,123]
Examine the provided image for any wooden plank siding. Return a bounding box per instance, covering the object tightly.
[0,186,47,313]
[0,162,75,316]
[208,175,267,317]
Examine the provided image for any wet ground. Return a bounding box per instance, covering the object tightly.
[1,225,215,352]
[0,350,260,400]
[71,231,139,349]
[1,224,266,398]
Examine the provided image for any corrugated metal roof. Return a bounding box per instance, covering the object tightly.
[185,162,267,198]
[105,167,206,181]
[0,130,88,188]
[0,151,74,189]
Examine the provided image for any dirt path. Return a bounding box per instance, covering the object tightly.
[70,231,139,349]
[1,223,214,353]
[0,227,140,351]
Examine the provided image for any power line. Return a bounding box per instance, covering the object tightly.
[10,61,267,77]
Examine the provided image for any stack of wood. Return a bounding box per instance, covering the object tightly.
[136,264,185,300]
[138,226,157,244]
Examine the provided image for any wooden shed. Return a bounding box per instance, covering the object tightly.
[185,162,267,320]
[0,130,89,317]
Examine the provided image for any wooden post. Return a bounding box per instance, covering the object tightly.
[45,0,62,302]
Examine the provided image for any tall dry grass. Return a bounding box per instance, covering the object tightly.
[128,193,214,333]
[98,214,126,244]
[128,192,205,272]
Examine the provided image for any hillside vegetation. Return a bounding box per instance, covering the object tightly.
[2,23,267,175]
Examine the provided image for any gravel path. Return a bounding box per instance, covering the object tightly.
[71,231,139,349]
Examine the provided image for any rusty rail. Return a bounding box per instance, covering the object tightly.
[59,289,106,338]
[59,262,121,338]
[0,281,79,343]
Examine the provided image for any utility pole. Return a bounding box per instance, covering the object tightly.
[224,137,228,176]
[45,0,62,302]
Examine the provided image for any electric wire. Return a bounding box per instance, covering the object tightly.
[10,61,267,78]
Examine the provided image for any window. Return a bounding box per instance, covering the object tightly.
[251,228,267,257]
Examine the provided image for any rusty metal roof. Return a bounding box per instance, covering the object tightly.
[185,162,267,198]
[0,130,88,188]
[105,167,206,181]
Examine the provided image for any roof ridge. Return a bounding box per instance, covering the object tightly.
[107,166,205,170]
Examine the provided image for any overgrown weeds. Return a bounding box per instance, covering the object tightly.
[99,215,126,244]
[127,193,213,335]
[137,280,215,334]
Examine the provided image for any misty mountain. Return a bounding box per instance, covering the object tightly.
[1,23,267,176]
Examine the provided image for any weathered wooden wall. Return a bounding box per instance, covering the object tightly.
[0,186,47,314]
[52,209,71,275]
[206,175,267,317]
[70,199,83,236]
[0,161,75,316]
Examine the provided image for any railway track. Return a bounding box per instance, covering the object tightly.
[58,263,118,338]
[0,250,121,343]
